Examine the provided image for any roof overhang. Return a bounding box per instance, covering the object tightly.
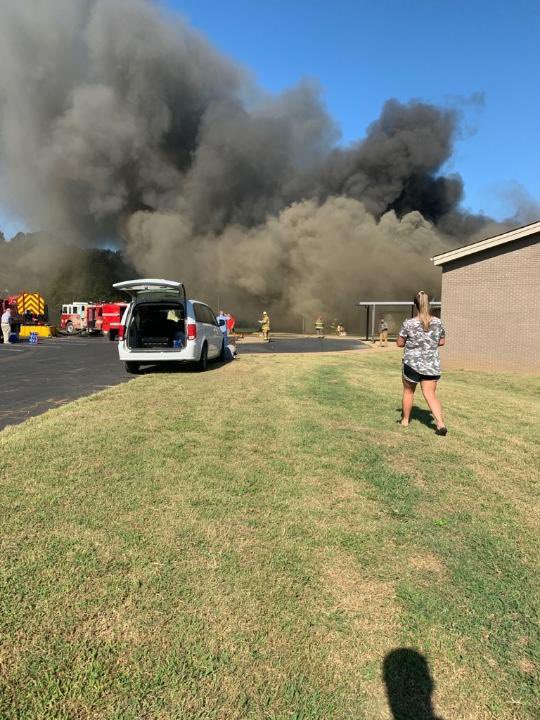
[357,301,441,306]
[431,220,540,266]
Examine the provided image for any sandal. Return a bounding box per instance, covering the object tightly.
[435,426,448,436]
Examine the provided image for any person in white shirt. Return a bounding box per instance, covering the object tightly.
[1,307,12,344]
[216,309,237,359]
[216,309,230,341]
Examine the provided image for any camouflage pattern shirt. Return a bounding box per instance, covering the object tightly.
[399,317,445,375]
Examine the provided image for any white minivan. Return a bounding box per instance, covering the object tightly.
[113,279,225,373]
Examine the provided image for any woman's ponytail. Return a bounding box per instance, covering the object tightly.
[414,291,431,331]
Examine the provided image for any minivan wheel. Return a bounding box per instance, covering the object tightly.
[196,344,208,372]
[124,361,140,374]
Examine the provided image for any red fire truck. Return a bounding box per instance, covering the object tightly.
[1,292,52,341]
[1,292,48,324]
[86,302,128,340]
[60,301,89,333]
[60,301,127,339]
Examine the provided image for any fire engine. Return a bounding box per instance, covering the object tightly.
[1,292,48,323]
[102,303,128,340]
[60,301,127,339]
[0,292,53,340]
[86,302,128,340]
[60,301,89,334]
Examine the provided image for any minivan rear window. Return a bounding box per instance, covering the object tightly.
[194,303,215,324]
[197,305,217,325]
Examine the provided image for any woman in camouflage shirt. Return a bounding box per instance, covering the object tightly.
[396,291,447,435]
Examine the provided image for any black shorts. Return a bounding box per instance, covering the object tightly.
[403,363,440,383]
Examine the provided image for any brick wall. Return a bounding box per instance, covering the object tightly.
[440,234,540,373]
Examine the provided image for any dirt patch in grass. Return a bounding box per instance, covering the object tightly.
[408,553,446,575]
[322,553,399,633]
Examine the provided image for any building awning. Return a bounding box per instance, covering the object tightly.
[357,301,441,340]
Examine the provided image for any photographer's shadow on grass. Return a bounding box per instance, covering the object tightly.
[383,648,444,720]
[396,407,437,430]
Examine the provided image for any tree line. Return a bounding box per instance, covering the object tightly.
[0,232,135,323]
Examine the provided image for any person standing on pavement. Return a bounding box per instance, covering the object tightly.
[216,309,230,343]
[315,316,324,337]
[396,291,447,435]
[216,309,236,358]
[226,314,236,334]
[1,306,12,344]
[259,311,270,341]
[379,318,388,347]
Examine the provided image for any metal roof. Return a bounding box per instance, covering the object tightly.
[431,220,540,266]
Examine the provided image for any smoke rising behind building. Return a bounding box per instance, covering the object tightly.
[0,0,509,326]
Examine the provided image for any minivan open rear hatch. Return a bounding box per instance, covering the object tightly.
[113,280,187,352]
[113,279,186,304]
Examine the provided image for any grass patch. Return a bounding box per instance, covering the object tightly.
[0,350,538,719]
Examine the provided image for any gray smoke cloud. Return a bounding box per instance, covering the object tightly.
[126,199,449,327]
[0,0,500,327]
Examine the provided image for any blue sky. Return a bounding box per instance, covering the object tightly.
[170,0,539,219]
[1,0,538,237]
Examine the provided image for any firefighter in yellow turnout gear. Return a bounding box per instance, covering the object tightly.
[259,311,270,341]
[315,317,324,337]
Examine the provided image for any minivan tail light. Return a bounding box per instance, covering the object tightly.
[187,323,197,340]
[118,325,125,340]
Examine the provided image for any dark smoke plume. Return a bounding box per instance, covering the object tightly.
[0,0,499,327]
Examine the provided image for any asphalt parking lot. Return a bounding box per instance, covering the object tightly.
[0,337,129,431]
[0,334,368,431]
[238,333,368,354]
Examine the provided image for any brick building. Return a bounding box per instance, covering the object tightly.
[432,221,540,373]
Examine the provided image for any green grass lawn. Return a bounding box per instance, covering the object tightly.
[0,350,538,719]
